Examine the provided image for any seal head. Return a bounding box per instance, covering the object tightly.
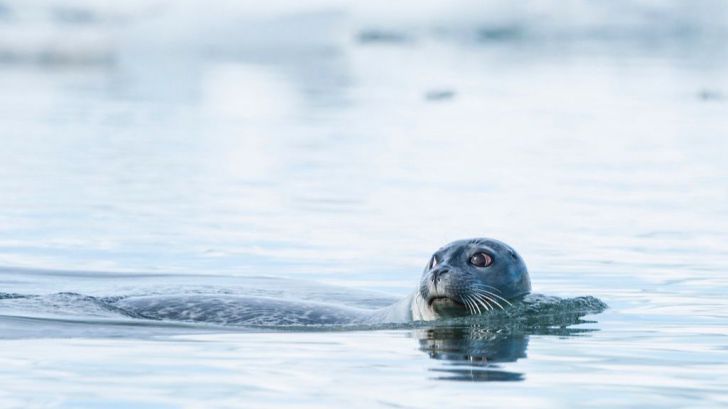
[417,238,530,318]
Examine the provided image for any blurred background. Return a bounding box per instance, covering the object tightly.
[1,0,727,293]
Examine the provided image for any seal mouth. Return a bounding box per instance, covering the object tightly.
[427,296,463,307]
[427,295,469,317]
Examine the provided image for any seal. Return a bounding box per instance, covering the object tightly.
[110,237,531,326]
[372,237,530,322]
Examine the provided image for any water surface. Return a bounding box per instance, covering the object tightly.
[1,2,728,408]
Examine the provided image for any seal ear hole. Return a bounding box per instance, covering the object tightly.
[509,250,518,260]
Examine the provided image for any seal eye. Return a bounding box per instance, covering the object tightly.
[429,256,439,269]
[469,252,493,267]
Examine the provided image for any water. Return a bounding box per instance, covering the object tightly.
[2,1,728,408]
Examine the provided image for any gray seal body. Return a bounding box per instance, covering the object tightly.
[114,238,531,325]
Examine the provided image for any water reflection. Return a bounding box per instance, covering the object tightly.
[417,312,601,382]
[421,327,528,382]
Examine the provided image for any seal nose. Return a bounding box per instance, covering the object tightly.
[431,267,450,285]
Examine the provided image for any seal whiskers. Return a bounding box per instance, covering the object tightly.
[472,284,514,307]
[464,295,480,315]
[470,293,491,312]
[470,289,504,311]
